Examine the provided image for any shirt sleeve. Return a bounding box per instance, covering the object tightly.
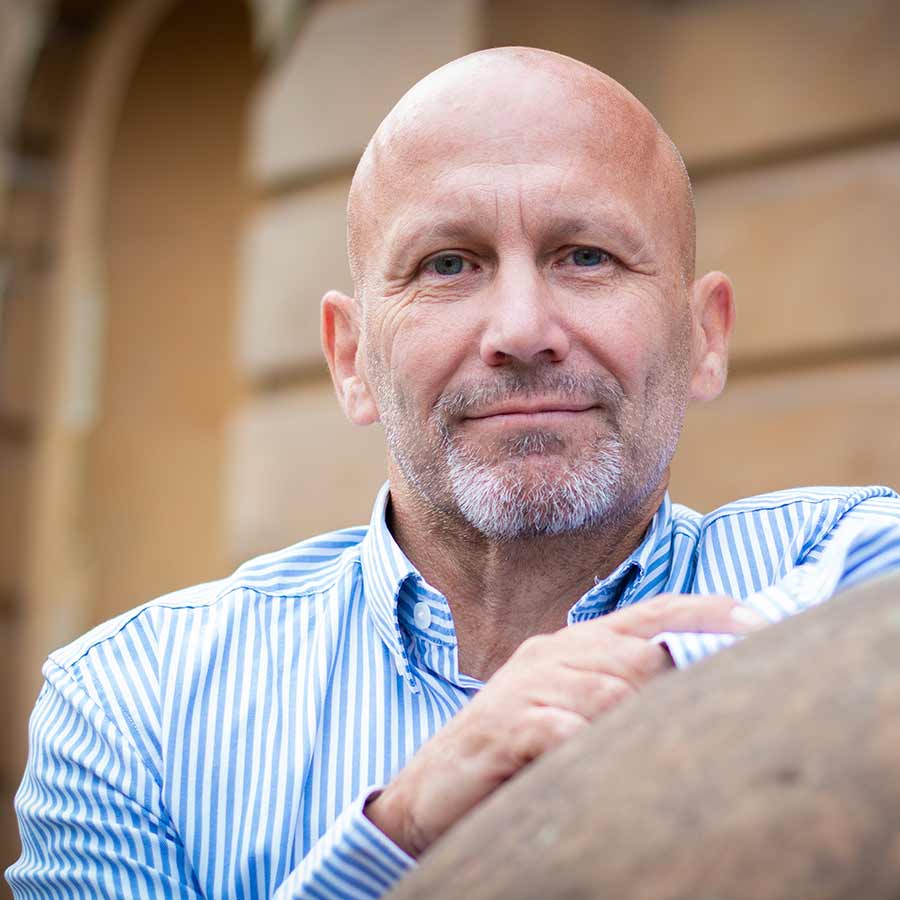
[8,667,414,900]
[272,790,415,899]
[659,496,900,669]
[6,660,205,899]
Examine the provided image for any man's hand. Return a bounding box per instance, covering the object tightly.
[365,593,765,857]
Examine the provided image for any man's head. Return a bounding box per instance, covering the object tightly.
[323,47,733,540]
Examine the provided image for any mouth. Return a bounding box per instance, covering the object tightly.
[464,402,598,427]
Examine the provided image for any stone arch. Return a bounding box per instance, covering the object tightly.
[13,0,256,775]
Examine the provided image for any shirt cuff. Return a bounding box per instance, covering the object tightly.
[273,787,415,899]
[653,629,740,669]
[656,521,865,669]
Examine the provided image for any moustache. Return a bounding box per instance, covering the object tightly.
[432,370,624,422]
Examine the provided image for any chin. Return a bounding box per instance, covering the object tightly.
[447,447,628,541]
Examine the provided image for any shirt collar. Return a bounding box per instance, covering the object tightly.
[359,483,674,684]
[567,492,673,621]
[359,483,421,689]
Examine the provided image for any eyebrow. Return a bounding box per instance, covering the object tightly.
[384,218,481,260]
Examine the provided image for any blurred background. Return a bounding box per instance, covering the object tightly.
[1,0,899,881]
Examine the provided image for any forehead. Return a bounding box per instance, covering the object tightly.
[368,118,668,267]
[383,158,651,258]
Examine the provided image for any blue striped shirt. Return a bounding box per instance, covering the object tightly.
[7,483,900,898]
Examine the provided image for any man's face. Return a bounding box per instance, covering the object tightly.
[352,66,700,539]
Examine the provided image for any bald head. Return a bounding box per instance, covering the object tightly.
[347,47,695,297]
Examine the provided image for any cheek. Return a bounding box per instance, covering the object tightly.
[373,301,476,412]
[579,301,661,392]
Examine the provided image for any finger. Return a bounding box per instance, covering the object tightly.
[509,706,589,767]
[515,657,635,717]
[602,593,767,640]
[513,634,673,718]
[553,668,643,719]
[555,630,673,686]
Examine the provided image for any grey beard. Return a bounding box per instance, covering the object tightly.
[442,427,627,540]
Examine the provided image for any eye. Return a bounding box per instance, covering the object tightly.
[424,253,468,276]
[569,246,612,267]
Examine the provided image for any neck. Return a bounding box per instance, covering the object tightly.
[386,473,667,681]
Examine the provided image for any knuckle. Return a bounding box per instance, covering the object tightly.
[633,645,667,679]
[512,706,582,756]
[591,676,635,713]
[606,676,635,702]
[537,707,584,747]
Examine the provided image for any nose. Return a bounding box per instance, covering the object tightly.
[479,259,571,366]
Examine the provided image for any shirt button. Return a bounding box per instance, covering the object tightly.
[413,602,432,630]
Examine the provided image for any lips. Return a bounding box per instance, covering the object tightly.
[466,401,597,420]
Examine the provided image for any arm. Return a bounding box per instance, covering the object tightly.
[661,496,900,669]
[9,662,412,900]
[6,661,205,899]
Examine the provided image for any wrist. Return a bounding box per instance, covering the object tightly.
[364,783,423,858]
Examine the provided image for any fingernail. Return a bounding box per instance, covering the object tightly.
[731,606,768,629]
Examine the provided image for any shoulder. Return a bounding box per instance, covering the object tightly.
[700,485,899,531]
[668,486,899,595]
[50,524,370,675]
[687,485,899,565]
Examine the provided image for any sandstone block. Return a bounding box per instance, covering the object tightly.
[0,269,45,421]
[695,143,900,363]
[0,440,29,595]
[0,783,21,889]
[224,383,387,563]
[670,359,900,512]
[238,178,352,377]
[0,618,25,782]
[489,0,900,166]
[250,0,482,183]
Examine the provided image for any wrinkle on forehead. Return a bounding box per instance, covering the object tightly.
[347,47,695,296]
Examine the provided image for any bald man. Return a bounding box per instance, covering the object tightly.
[8,49,900,899]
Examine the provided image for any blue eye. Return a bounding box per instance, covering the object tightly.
[571,247,610,267]
[429,254,465,275]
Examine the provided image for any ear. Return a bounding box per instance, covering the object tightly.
[688,271,735,402]
[321,289,379,425]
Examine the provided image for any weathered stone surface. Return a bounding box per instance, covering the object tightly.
[224,382,387,563]
[0,441,29,595]
[696,143,900,363]
[0,617,25,778]
[250,0,482,182]
[669,358,900,512]
[247,0,312,58]
[0,268,45,421]
[489,0,900,166]
[390,571,900,900]
[0,785,21,892]
[238,177,352,377]
[0,0,53,218]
